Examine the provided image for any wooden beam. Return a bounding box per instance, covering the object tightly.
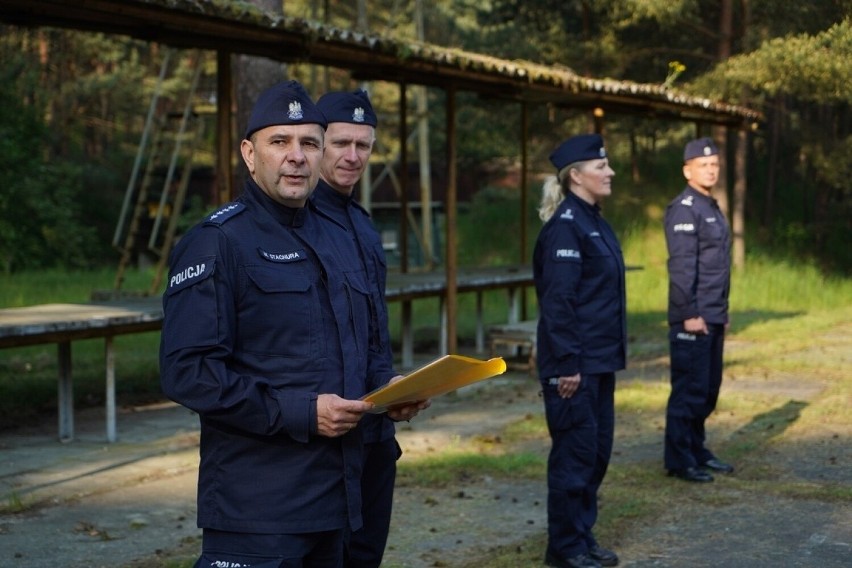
[445,86,458,355]
[216,50,233,204]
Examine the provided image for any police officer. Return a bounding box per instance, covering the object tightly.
[159,80,424,568]
[313,89,406,568]
[663,137,734,483]
[534,134,626,568]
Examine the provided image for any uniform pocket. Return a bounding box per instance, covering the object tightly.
[243,264,318,358]
[343,270,375,354]
[543,381,591,432]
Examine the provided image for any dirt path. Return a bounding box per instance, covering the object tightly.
[1,333,849,567]
[384,364,851,568]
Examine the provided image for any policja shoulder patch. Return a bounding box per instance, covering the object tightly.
[166,256,215,295]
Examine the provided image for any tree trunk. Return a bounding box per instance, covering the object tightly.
[732,128,747,269]
[711,0,734,218]
[763,95,783,228]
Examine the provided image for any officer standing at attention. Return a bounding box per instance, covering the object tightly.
[159,80,424,568]
[663,137,734,483]
[534,133,626,568]
[312,88,407,568]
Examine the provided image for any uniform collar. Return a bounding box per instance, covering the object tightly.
[313,178,353,210]
[684,184,718,206]
[566,191,601,215]
[244,178,309,227]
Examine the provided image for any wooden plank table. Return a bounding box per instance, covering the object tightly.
[386,264,533,368]
[0,300,163,442]
[0,266,534,442]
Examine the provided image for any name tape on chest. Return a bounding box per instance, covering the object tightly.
[673,223,695,233]
[258,248,307,263]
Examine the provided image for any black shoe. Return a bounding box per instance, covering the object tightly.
[702,458,734,473]
[545,550,602,568]
[589,545,619,567]
[668,466,714,482]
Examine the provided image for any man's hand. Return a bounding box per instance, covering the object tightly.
[386,398,431,422]
[316,394,374,437]
[383,374,431,422]
[684,316,708,335]
[557,373,581,399]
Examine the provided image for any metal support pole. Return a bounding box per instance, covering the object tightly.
[57,342,73,442]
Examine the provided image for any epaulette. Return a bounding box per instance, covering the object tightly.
[557,207,576,222]
[203,202,246,226]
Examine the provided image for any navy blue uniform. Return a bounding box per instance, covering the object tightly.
[533,192,626,560]
[311,180,399,567]
[663,185,731,471]
[160,180,376,540]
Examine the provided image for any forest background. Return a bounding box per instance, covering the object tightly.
[0,0,850,278]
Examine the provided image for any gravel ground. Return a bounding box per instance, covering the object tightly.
[1,333,849,567]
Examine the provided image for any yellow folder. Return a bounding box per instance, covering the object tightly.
[362,354,507,413]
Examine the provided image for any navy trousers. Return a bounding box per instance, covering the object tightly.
[544,372,615,559]
[664,323,725,470]
[345,436,400,568]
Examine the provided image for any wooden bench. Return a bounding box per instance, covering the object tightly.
[488,319,537,375]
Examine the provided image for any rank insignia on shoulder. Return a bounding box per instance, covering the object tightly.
[680,196,694,207]
[204,203,246,226]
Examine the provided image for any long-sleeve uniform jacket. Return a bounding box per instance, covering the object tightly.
[664,185,731,325]
[534,192,627,380]
[311,179,397,444]
[159,180,378,535]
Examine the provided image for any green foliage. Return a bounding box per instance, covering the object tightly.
[457,186,537,266]
[0,87,97,273]
[691,19,852,103]
[0,3,850,275]
[0,27,215,271]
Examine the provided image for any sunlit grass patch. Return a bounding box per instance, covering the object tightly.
[397,451,545,487]
[615,380,669,412]
[766,481,852,502]
[502,412,547,441]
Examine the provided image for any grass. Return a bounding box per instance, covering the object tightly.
[397,452,545,487]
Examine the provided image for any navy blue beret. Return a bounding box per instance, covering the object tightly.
[549,134,607,171]
[683,137,719,162]
[316,89,378,127]
[244,80,327,139]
